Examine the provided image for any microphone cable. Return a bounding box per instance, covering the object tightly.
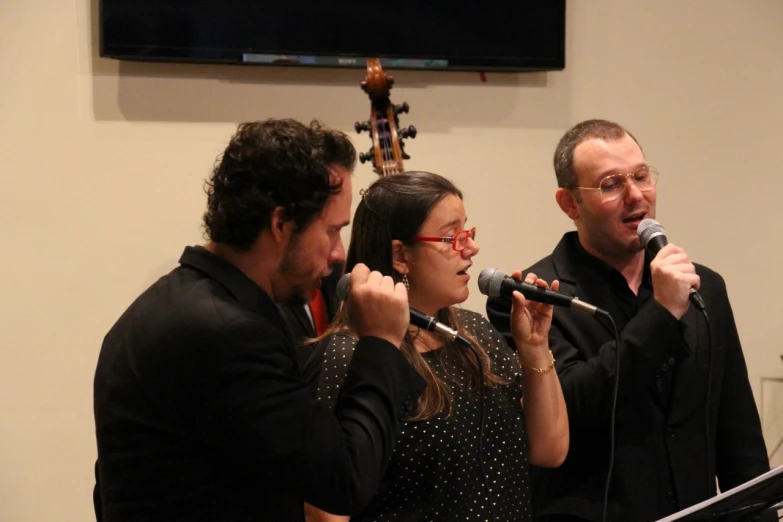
[699,307,713,498]
[601,313,620,522]
[599,307,712,522]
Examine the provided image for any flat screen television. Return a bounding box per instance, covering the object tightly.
[99,1,566,72]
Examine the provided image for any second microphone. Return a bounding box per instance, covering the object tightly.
[336,273,472,346]
[478,268,608,316]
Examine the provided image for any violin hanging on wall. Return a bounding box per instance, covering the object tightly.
[355,58,417,177]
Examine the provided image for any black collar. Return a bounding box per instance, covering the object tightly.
[552,232,652,291]
[178,245,281,319]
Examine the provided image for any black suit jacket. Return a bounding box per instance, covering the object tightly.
[93,246,425,522]
[279,263,343,369]
[486,233,771,522]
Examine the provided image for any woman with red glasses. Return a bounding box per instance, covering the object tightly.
[305,171,568,522]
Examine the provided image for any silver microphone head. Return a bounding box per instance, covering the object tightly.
[336,273,351,301]
[637,218,666,248]
[477,268,506,298]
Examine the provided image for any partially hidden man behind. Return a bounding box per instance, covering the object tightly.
[486,119,771,522]
[93,118,426,522]
[279,262,343,368]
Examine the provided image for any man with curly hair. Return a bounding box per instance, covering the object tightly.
[93,118,425,522]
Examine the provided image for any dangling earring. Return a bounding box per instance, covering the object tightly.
[402,273,410,290]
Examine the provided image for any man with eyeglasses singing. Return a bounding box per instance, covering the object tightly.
[486,119,771,522]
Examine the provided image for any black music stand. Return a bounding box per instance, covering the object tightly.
[656,466,783,521]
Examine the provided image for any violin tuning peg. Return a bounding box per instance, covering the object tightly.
[399,125,417,140]
[394,102,409,115]
[359,148,374,164]
[355,121,371,133]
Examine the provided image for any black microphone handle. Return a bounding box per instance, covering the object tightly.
[500,279,574,307]
[409,306,472,347]
[336,274,472,346]
[645,234,668,256]
[644,235,706,311]
[499,277,606,316]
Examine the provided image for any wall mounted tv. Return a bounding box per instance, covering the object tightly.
[99,1,566,72]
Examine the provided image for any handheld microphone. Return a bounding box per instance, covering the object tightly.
[336,274,472,346]
[478,268,608,316]
[636,218,707,311]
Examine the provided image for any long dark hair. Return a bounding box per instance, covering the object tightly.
[323,171,507,421]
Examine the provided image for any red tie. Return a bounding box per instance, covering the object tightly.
[309,288,329,336]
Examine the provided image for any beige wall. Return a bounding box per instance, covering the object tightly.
[2,0,783,520]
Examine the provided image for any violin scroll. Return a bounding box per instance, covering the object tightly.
[354,58,415,177]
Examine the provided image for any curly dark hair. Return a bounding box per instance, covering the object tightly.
[202,118,356,251]
[553,119,642,189]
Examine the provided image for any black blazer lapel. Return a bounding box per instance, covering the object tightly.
[551,245,623,339]
[278,304,317,371]
[290,304,317,339]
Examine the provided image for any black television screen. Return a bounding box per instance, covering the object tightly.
[99,1,566,72]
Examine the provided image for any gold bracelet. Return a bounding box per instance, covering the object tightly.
[523,350,556,374]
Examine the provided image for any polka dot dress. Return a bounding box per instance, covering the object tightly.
[316,309,533,521]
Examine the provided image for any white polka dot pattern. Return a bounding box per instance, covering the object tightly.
[315,309,532,521]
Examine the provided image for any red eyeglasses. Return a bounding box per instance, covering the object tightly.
[415,227,477,251]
